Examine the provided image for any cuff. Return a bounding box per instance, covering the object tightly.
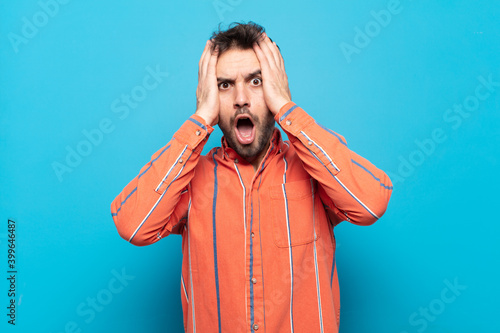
[173,114,214,150]
[275,102,315,136]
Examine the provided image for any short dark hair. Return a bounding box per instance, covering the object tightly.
[210,22,265,54]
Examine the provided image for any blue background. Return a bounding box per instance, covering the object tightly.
[1,0,499,332]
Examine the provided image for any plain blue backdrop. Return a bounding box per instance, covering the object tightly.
[1,0,499,332]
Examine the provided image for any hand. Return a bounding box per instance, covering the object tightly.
[252,33,292,115]
[195,40,220,126]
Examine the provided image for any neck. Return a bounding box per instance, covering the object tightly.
[247,139,271,172]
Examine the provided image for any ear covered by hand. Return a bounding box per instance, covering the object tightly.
[253,33,292,115]
[195,40,220,127]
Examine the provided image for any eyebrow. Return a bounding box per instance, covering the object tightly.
[217,70,261,84]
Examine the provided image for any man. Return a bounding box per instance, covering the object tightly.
[111,22,392,333]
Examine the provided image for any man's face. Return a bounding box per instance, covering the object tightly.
[216,47,275,162]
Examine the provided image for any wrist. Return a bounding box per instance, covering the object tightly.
[271,97,292,116]
[195,108,217,126]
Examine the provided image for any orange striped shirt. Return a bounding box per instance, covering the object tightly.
[111,102,393,333]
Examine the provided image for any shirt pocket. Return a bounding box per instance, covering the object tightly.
[269,178,321,248]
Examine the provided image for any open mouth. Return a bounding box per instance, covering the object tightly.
[234,114,256,145]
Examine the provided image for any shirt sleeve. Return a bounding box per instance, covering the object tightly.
[275,102,393,226]
[110,115,213,245]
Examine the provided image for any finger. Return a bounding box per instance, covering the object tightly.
[270,40,285,70]
[199,40,211,76]
[252,41,271,73]
[206,44,219,76]
[200,40,214,78]
[263,33,283,70]
[262,33,283,69]
[257,33,278,69]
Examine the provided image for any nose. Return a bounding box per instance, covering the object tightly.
[233,83,250,109]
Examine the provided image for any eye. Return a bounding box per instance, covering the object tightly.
[251,78,262,86]
[218,82,230,90]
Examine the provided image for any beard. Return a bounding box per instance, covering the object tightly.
[219,106,276,161]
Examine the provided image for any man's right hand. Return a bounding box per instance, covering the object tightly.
[195,40,220,127]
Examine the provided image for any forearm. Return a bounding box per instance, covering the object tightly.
[276,102,393,225]
[110,114,213,245]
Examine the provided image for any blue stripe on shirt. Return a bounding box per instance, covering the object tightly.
[128,150,193,242]
[282,185,295,333]
[188,117,207,131]
[111,187,137,216]
[331,232,336,286]
[211,148,222,333]
[317,123,347,146]
[305,147,380,220]
[112,144,171,217]
[257,197,267,331]
[250,199,255,333]
[279,105,298,122]
[351,159,393,190]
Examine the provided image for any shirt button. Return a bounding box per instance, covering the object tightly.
[195,130,201,136]
[253,324,259,330]
[178,159,184,164]
[307,141,312,146]
[251,277,257,284]
[251,232,255,238]
[285,120,292,125]
[235,158,239,163]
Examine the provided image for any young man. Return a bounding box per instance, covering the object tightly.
[111,22,392,333]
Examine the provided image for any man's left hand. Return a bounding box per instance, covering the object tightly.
[253,33,292,115]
